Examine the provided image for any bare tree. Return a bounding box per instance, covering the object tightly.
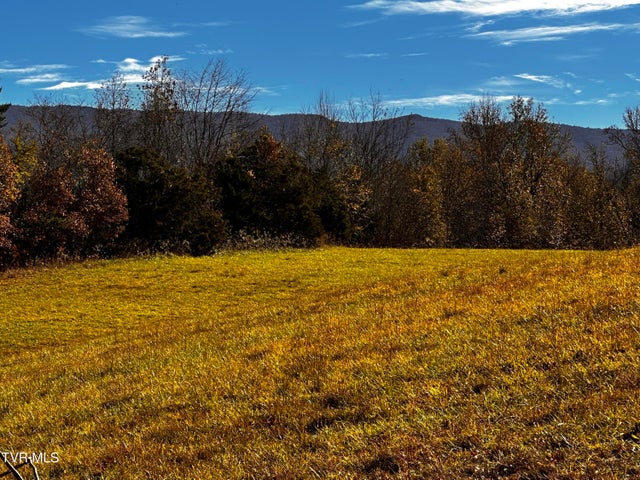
[345,91,411,176]
[94,72,134,156]
[130,57,255,169]
[343,92,414,244]
[291,91,413,245]
[25,95,92,168]
[607,106,640,159]
[607,106,640,238]
[290,91,349,174]
[136,56,181,162]
[175,59,255,169]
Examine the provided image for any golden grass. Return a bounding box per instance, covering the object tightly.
[1,247,640,479]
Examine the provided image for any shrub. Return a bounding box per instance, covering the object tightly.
[13,142,128,261]
[115,147,225,255]
[215,133,325,241]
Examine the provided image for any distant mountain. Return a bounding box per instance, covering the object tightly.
[2,105,622,161]
[3,104,27,131]
[561,124,622,161]
[259,112,621,161]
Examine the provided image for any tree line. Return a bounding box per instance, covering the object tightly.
[1,57,640,267]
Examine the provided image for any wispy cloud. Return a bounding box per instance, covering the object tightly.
[0,63,103,92]
[0,64,70,75]
[1,55,186,94]
[81,16,187,38]
[91,56,185,86]
[188,44,234,56]
[350,0,640,17]
[484,75,522,88]
[97,56,184,73]
[469,22,640,44]
[385,91,615,111]
[0,63,73,88]
[252,86,282,97]
[41,81,103,91]
[117,57,159,72]
[342,18,384,27]
[514,73,568,88]
[385,93,513,108]
[17,73,65,85]
[557,52,598,62]
[574,98,611,105]
[174,21,233,28]
[345,52,389,58]
[546,96,612,105]
[465,20,496,33]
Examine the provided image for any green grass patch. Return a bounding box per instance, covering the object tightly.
[1,247,640,479]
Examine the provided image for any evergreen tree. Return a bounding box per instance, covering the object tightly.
[115,147,225,255]
[215,133,324,241]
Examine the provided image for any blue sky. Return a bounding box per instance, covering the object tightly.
[2,1,640,127]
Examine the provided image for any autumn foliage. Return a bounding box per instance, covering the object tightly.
[0,139,19,261]
[0,134,128,266]
[3,58,640,267]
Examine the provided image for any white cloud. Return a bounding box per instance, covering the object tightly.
[542,95,611,105]
[251,86,281,96]
[514,73,567,88]
[469,22,639,44]
[117,58,149,73]
[195,49,234,55]
[84,57,161,88]
[149,55,186,64]
[574,98,611,105]
[385,93,513,108]
[41,81,104,91]
[345,52,389,58]
[0,64,70,75]
[350,0,640,17]
[466,20,495,32]
[189,45,234,56]
[485,75,522,87]
[0,63,73,89]
[96,56,184,76]
[17,73,65,84]
[556,53,598,61]
[85,56,187,90]
[391,92,613,110]
[3,55,185,95]
[342,18,384,27]
[174,21,233,28]
[81,16,186,38]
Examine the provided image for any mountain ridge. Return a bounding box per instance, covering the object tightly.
[2,105,621,161]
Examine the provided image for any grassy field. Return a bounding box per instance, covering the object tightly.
[1,247,640,479]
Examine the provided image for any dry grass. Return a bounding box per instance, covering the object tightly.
[1,247,640,479]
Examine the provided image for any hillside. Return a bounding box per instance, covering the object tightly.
[1,247,640,478]
[2,105,621,161]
